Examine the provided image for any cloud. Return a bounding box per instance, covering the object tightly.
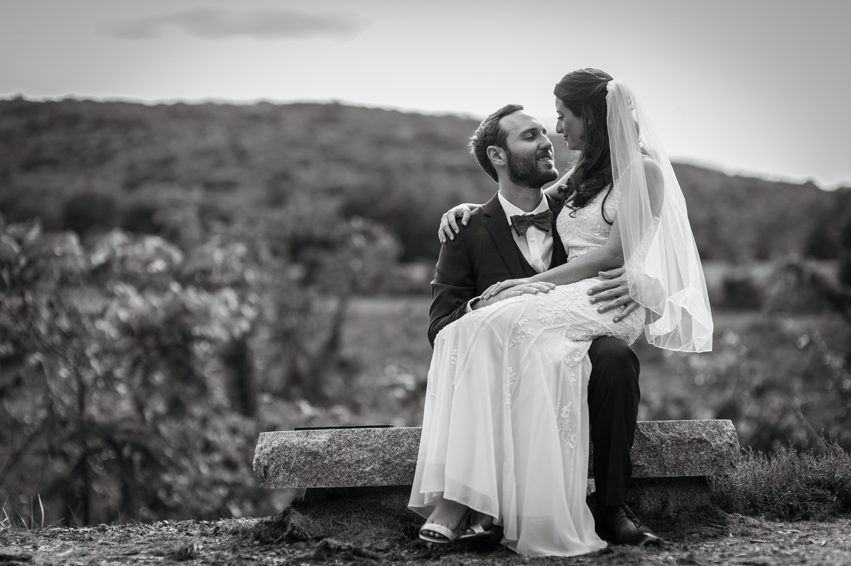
[102,7,367,41]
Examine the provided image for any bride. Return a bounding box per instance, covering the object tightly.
[408,68,713,557]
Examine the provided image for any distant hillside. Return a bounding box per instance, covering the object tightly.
[673,163,849,261]
[1,97,848,261]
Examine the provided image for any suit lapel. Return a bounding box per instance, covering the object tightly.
[482,194,536,278]
[547,193,568,268]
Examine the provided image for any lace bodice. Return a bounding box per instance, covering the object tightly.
[556,186,617,261]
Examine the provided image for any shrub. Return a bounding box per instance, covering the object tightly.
[711,442,851,520]
[121,200,161,234]
[840,212,851,286]
[0,221,261,525]
[720,269,763,309]
[0,196,403,525]
[803,219,839,259]
[62,191,119,235]
[638,311,851,452]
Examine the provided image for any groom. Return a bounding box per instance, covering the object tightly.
[428,104,660,546]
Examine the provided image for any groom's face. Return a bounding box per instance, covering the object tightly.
[499,112,558,189]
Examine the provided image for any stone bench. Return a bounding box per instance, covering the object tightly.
[253,419,740,524]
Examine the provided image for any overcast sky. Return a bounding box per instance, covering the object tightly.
[2,0,850,188]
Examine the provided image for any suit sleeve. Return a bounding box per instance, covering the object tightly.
[427,234,477,347]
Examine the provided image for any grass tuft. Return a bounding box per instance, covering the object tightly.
[1,494,48,530]
[711,441,851,521]
[0,504,11,532]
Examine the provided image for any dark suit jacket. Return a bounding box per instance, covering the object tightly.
[428,193,568,346]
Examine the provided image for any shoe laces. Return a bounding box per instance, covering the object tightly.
[622,504,644,528]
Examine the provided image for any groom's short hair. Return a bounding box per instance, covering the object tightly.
[469,104,524,182]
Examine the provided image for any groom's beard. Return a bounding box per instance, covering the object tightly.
[506,150,558,189]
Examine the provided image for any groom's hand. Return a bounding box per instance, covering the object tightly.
[473,282,555,310]
[588,267,639,323]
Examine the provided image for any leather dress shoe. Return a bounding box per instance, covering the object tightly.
[593,504,662,546]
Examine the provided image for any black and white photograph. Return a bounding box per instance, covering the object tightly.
[1,0,850,563]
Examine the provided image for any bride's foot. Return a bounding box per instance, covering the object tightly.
[466,511,494,530]
[419,498,470,544]
[458,511,501,543]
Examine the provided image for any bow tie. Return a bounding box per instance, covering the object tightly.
[510,210,552,236]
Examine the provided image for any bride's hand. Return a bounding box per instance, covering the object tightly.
[438,203,480,243]
[482,278,555,301]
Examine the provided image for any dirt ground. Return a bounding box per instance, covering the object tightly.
[2,507,850,566]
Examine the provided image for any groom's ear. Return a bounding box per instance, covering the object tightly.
[487,146,506,168]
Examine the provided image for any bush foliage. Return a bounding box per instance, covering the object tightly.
[638,312,851,452]
[0,198,399,525]
[712,443,851,520]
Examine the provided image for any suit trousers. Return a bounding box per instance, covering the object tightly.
[587,336,641,507]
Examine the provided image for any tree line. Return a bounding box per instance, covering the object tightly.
[1,97,849,263]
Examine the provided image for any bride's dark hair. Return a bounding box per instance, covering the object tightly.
[554,68,614,224]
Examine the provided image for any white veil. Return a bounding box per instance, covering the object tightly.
[607,81,713,352]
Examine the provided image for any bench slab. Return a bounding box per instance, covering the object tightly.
[253,419,739,489]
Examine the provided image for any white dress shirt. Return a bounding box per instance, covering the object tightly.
[467,193,554,312]
[497,192,554,274]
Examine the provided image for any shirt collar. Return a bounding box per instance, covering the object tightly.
[497,192,549,226]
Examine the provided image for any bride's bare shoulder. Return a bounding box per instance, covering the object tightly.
[642,154,662,179]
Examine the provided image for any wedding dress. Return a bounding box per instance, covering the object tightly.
[408,184,643,557]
